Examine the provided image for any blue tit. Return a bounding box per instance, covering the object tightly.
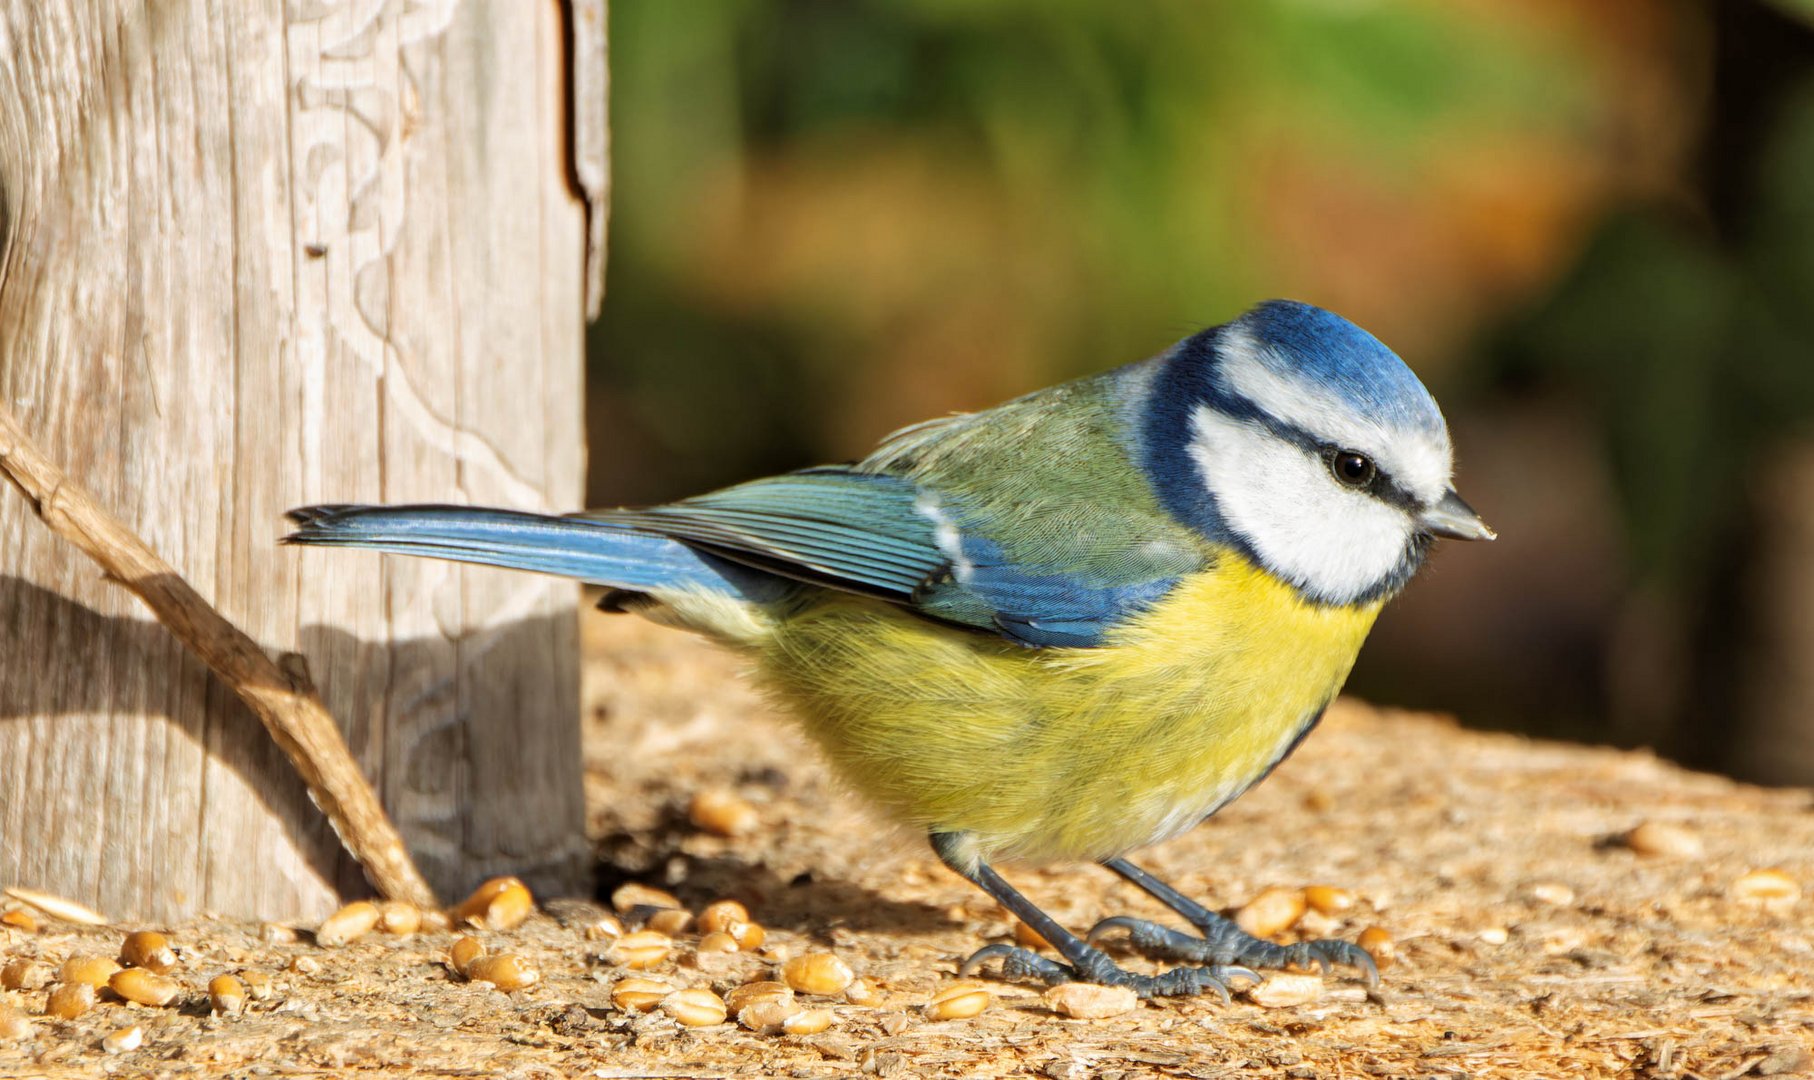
[286,299,1493,998]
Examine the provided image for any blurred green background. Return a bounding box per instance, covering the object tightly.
[590,0,1814,785]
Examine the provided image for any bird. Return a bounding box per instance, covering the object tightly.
[285,298,1493,998]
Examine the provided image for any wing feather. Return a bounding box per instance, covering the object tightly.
[579,471,944,596]
[579,367,1206,647]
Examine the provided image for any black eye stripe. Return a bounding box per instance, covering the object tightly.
[1314,443,1419,509]
[1201,390,1425,510]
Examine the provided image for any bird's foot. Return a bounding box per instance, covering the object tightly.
[1085,914,1378,988]
[960,942,1257,1000]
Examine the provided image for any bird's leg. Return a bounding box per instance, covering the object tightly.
[1087,857,1378,986]
[931,833,1255,999]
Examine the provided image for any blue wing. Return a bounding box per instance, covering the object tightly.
[285,474,1188,647]
[921,531,1186,647]
[585,467,1196,648]
[580,469,943,599]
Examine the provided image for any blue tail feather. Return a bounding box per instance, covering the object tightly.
[283,504,786,603]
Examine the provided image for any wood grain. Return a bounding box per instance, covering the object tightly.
[0,0,595,921]
[0,402,436,910]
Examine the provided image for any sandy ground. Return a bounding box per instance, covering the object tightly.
[2,614,1811,1079]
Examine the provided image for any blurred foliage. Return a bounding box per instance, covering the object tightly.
[1767,0,1814,26]
[1489,14,1814,774]
[593,0,1665,504]
[1505,76,1814,590]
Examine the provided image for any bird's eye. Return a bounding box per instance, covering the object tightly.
[1329,450,1375,487]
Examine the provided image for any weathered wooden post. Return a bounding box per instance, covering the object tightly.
[0,0,607,921]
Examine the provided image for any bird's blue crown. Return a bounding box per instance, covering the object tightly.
[1221,300,1444,436]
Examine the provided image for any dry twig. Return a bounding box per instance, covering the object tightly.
[0,402,437,909]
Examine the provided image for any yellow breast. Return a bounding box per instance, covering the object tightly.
[753,552,1383,865]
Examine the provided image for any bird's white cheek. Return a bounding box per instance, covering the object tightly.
[1189,408,1412,603]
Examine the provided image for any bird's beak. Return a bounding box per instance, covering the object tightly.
[1420,489,1496,541]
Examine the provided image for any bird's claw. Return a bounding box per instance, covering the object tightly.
[1086,914,1379,988]
[961,943,1072,984]
[960,943,1248,1001]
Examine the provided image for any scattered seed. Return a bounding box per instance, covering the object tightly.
[1235,887,1308,939]
[316,901,381,947]
[844,978,878,1006]
[109,968,181,1007]
[453,877,535,932]
[451,877,516,919]
[689,788,759,837]
[209,974,247,1015]
[613,930,673,970]
[1296,908,1341,938]
[100,1024,143,1054]
[58,956,119,988]
[610,976,673,1012]
[1045,982,1137,1019]
[724,980,794,1013]
[610,882,682,914]
[923,983,992,1021]
[449,936,486,977]
[584,914,625,942]
[726,920,766,951]
[698,931,738,953]
[1303,885,1356,916]
[661,987,727,1027]
[466,954,539,992]
[46,981,96,1020]
[377,901,421,937]
[1731,868,1800,910]
[1245,972,1323,1008]
[782,952,854,995]
[1356,926,1396,971]
[0,909,38,933]
[697,900,751,935]
[119,930,177,973]
[0,1006,30,1041]
[420,909,451,933]
[647,908,694,936]
[1013,919,1051,950]
[259,923,298,945]
[1,959,50,991]
[2,886,109,926]
[1479,926,1509,945]
[1529,882,1576,907]
[240,970,275,1001]
[782,1008,834,1035]
[287,955,320,977]
[483,882,535,932]
[737,998,800,1033]
[1622,820,1704,859]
